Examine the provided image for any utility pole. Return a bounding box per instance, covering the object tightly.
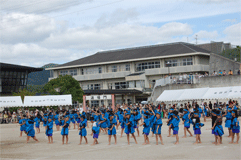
[195,35,198,44]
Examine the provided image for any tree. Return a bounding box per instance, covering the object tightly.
[43,75,84,103]
[221,46,240,62]
[13,88,36,102]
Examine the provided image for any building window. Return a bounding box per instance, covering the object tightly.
[94,84,101,90]
[84,67,102,75]
[183,57,193,66]
[69,69,77,76]
[81,69,84,75]
[126,64,130,71]
[60,70,68,76]
[165,60,178,67]
[91,100,99,107]
[115,82,129,89]
[136,61,160,71]
[86,83,101,90]
[98,67,102,73]
[112,66,117,72]
[108,83,113,89]
[50,70,54,78]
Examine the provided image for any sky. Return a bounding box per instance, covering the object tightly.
[0,0,240,67]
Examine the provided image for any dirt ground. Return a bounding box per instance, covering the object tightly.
[0,118,240,160]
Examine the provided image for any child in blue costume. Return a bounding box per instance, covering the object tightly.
[42,112,48,130]
[149,110,155,137]
[69,110,76,129]
[167,108,174,137]
[230,110,240,144]
[170,111,180,145]
[153,111,164,145]
[119,110,125,138]
[46,117,53,144]
[91,122,100,145]
[34,114,41,134]
[54,111,60,131]
[133,109,141,137]
[60,116,70,145]
[224,107,232,137]
[191,112,204,145]
[140,112,150,145]
[19,115,27,137]
[78,115,88,145]
[211,110,224,145]
[76,111,81,124]
[124,113,138,145]
[99,112,108,134]
[107,113,117,145]
[182,109,193,138]
[26,116,39,143]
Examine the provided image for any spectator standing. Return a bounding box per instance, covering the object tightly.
[209,101,213,110]
[178,73,183,84]
[4,112,8,123]
[238,70,240,75]
[228,70,233,75]
[223,70,226,76]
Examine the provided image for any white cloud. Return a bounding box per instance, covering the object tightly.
[0,0,93,14]
[94,8,139,28]
[41,22,192,50]
[222,19,237,23]
[0,43,82,67]
[194,30,219,40]
[182,0,238,4]
[223,22,241,45]
[0,13,57,44]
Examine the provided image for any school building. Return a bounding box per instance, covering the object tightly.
[46,42,240,107]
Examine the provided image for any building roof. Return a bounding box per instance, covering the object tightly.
[84,89,143,95]
[196,41,231,54]
[0,62,43,72]
[52,42,210,69]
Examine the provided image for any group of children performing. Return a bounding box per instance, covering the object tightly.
[18,102,240,146]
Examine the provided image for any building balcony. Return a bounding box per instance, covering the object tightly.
[49,71,131,82]
[145,64,209,76]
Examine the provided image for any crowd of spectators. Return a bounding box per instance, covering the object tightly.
[211,69,240,76]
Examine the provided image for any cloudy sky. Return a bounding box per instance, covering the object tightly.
[0,0,240,67]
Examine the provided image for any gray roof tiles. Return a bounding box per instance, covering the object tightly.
[56,42,210,68]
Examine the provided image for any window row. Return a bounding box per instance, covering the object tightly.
[82,83,102,90]
[165,57,193,67]
[136,61,160,72]
[59,69,77,76]
[107,64,130,73]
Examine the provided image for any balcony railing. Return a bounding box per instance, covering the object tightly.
[154,74,201,88]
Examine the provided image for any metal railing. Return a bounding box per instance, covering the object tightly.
[154,74,201,87]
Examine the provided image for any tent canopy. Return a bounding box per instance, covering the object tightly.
[24,95,72,107]
[156,89,185,102]
[0,96,23,108]
[156,86,241,102]
[177,88,209,101]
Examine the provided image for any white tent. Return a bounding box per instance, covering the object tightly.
[227,86,241,99]
[24,95,72,107]
[0,96,23,108]
[156,86,241,102]
[156,89,185,102]
[177,88,209,101]
[202,87,232,100]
